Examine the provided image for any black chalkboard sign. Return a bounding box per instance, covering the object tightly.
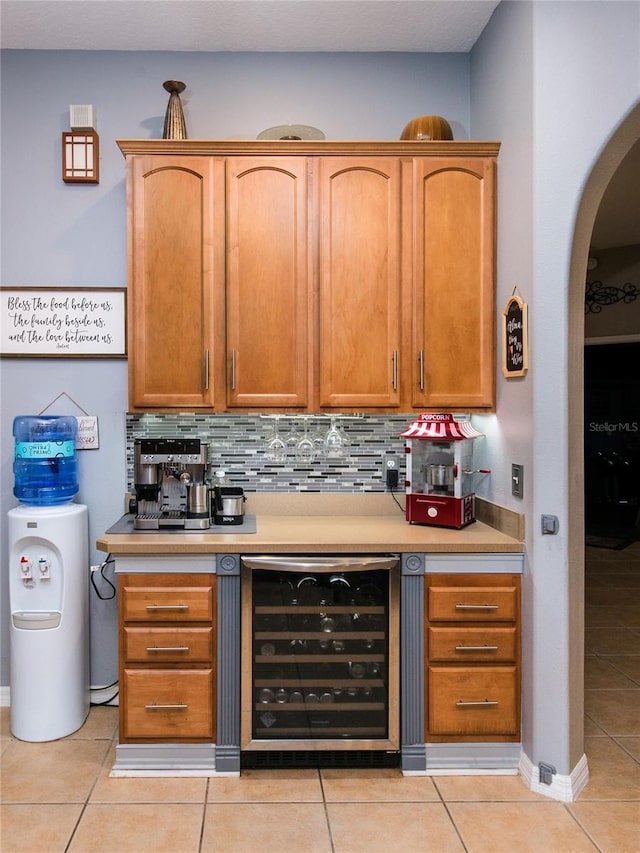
[502,295,528,377]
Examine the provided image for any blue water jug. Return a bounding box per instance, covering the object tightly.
[13,415,78,505]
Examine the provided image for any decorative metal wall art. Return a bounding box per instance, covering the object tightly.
[584,280,640,314]
[162,80,188,140]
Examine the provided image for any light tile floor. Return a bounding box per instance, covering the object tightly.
[1,543,638,852]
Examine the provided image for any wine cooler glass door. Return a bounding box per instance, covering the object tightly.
[241,555,399,752]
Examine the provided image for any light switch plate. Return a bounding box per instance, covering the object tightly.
[511,463,523,498]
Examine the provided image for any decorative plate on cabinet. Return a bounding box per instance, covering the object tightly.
[257,124,326,140]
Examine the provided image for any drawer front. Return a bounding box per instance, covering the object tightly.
[122,586,213,622]
[123,669,213,739]
[428,586,517,622]
[124,627,213,663]
[428,666,518,735]
[428,626,516,662]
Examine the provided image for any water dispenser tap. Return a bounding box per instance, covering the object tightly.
[38,556,51,579]
[19,555,33,585]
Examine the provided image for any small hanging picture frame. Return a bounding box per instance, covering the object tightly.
[502,292,528,378]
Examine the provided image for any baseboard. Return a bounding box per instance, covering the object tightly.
[425,742,521,772]
[0,686,9,707]
[112,742,219,775]
[519,750,589,802]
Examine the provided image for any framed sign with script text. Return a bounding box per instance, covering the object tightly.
[1,288,126,357]
[502,294,528,378]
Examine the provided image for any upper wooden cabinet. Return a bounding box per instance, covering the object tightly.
[118,140,499,414]
[409,157,496,410]
[318,157,402,409]
[225,157,311,409]
[126,154,217,412]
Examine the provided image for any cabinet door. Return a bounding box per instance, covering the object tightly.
[428,666,518,736]
[318,158,402,409]
[128,155,216,411]
[226,157,311,409]
[123,669,214,740]
[411,157,496,410]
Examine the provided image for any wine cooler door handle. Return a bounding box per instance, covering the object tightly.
[241,555,399,572]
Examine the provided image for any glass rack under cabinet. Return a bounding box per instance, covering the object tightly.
[241,560,399,749]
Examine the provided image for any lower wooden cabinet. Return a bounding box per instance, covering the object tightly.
[425,573,521,743]
[122,669,214,740]
[118,573,216,744]
[427,666,518,737]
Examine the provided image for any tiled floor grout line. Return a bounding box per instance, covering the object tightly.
[60,735,112,852]
[563,803,604,853]
[431,776,471,853]
[317,769,338,853]
[198,778,210,853]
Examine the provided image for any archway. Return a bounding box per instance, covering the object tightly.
[567,101,640,773]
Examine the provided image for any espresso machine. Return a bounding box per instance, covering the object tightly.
[399,414,488,529]
[132,438,210,530]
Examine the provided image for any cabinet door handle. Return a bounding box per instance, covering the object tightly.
[455,603,499,611]
[456,700,499,708]
[144,703,188,710]
[231,349,237,390]
[145,604,189,611]
[418,350,425,391]
[204,349,209,390]
[145,646,190,652]
[455,644,499,651]
[391,350,398,391]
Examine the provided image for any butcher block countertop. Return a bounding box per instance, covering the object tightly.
[97,493,524,556]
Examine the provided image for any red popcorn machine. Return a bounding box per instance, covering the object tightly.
[399,413,489,529]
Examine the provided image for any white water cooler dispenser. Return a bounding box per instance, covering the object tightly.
[9,414,90,741]
[8,503,90,741]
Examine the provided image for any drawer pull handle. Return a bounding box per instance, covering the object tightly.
[455,644,499,651]
[455,603,499,611]
[145,646,190,653]
[456,700,499,708]
[144,703,188,710]
[145,604,189,611]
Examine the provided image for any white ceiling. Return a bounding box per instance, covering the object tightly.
[1,0,637,250]
[0,0,500,53]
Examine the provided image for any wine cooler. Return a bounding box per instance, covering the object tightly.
[241,555,400,760]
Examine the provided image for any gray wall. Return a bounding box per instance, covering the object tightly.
[0,49,470,689]
[471,0,640,779]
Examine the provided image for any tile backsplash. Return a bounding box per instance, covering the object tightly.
[126,413,411,493]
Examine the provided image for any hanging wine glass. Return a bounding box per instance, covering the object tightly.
[324,417,346,459]
[265,416,286,462]
[284,418,302,449]
[338,422,351,456]
[295,416,315,463]
[311,419,327,459]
